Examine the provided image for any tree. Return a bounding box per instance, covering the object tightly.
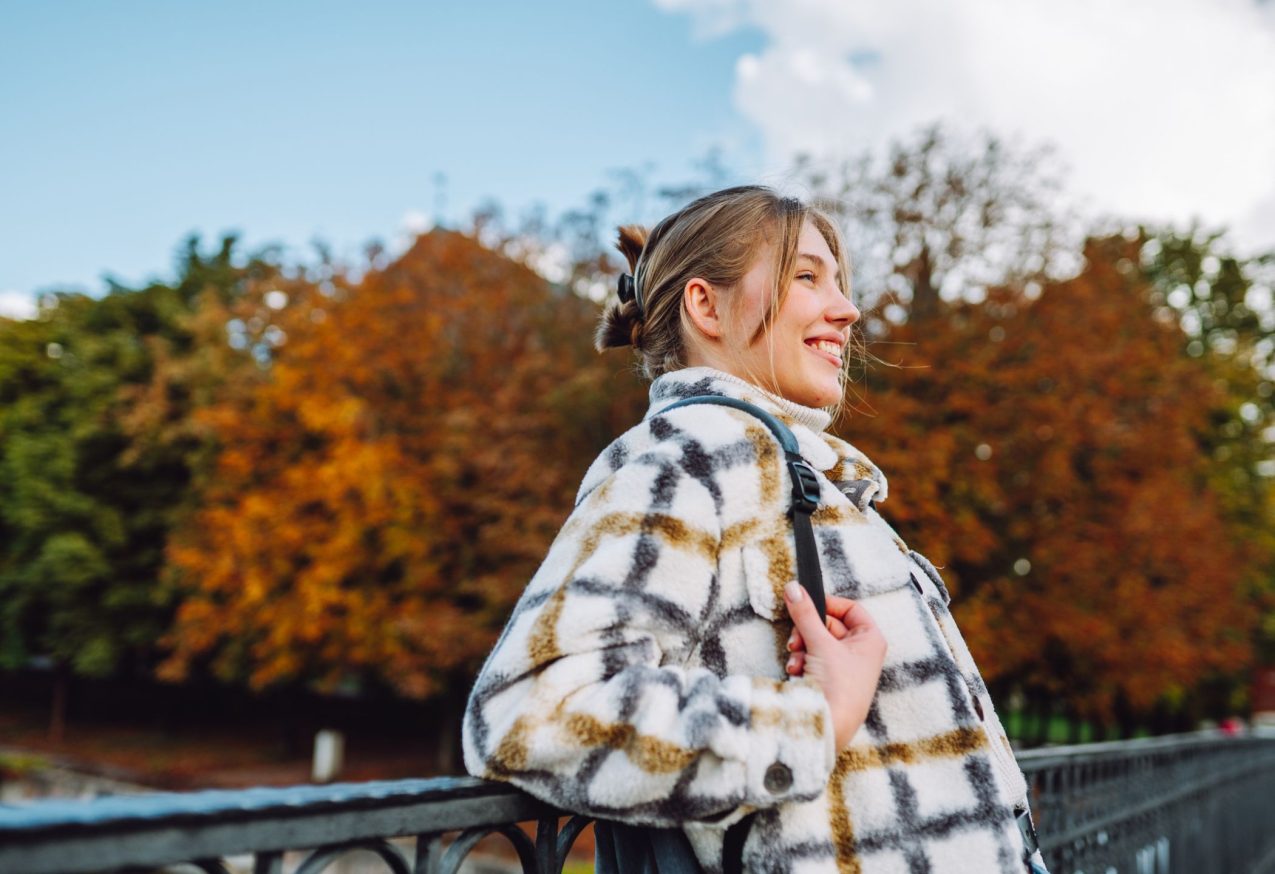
[0,235,285,737]
[843,233,1257,734]
[798,122,1082,327]
[1137,225,1275,676]
[158,230,646,721]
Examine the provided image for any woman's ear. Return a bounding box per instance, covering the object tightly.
[683,277,725,341]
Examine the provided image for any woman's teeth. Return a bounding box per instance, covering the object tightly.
[808,339,842,358]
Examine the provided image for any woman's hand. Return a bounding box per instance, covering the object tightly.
[782,585,886,749]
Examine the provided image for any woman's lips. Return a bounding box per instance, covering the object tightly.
[805,336,846,364]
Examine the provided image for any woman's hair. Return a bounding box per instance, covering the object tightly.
[594,185,856,414]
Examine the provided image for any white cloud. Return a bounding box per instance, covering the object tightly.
[386,208,435,261]
[0,290,37,320]
[656,0,1275,254]
[400,209,432,235]
[523,240,572,284]
[653,0,748,37]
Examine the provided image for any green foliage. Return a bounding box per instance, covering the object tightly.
[0,235,279,678]
[1138,226,1275,668]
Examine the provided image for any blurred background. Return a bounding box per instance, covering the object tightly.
[3,0,1275,801]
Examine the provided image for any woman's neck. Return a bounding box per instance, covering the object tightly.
[671,365,833,433]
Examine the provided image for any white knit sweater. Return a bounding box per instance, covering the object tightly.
[463,367,1040,873]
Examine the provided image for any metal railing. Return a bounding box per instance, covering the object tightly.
[1021,733,1275,874]
[1,733,1273,874]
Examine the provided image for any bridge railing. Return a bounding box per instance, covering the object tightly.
[1020,732,1275,874]
[1,732,1273,874]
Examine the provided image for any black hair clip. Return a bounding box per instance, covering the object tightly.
[617,272,643,316]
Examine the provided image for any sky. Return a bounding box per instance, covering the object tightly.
[3,0,1275,317]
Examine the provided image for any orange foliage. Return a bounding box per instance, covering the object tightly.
[844,235,1256,722]
[159,230,645,697]
[156,227,1258,723]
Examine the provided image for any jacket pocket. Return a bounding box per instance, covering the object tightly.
[822,509,917,600]
[733,541,788,621]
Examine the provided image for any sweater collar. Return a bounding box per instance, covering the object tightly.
[646,366,889,508]
[648,366,833,433]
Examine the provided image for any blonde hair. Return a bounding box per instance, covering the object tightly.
[595,185,856,418]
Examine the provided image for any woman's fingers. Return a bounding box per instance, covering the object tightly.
[783,581,831,646]
[826,595,880,636]
[781,590,887,749]
[825,595,857,618]
[827,615,849,638]
[788,600,854,651]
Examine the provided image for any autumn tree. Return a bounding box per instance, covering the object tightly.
[798,121,1082,327]
[1137,226,1275,674]
[159,230,646,735]
[843,233,1257,736]
[0,235,279,736]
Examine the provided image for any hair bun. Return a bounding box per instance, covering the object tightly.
[594,297,642,352]
[615,225,648,273]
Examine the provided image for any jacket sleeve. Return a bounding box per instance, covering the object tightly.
[462,442,836,826]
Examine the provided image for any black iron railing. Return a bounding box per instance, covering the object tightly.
[1020,733,1275,874]
[1,732,1273,874]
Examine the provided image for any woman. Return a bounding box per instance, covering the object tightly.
[462,186,1048,874]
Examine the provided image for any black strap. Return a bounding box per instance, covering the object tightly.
[721,811,759,874]
[659,396,827,622]
[785,454,827,623]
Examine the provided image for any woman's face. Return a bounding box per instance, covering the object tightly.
[727,220,859,408]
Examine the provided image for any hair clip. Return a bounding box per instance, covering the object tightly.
[617,273,643,316]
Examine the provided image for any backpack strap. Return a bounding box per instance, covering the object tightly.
[658,396,827,624]
[657,395,827,870]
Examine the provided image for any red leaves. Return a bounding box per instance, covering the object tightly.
[159,231,647,698]
[844,234,1258,723]
[153,227,1261,724]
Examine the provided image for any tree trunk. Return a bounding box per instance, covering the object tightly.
[1149,700,1170,736]
[906,243,940,323]
[49,662,68,743]
[433,682,467,774]
[1114,694,1137,740]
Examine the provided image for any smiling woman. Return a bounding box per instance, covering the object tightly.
[679,218,859,408]
[462,186,1049,874]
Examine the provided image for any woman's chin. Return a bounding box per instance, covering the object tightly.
[789,376,843,408]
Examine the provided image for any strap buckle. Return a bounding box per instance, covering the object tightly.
[1015,806,1040,858]
[787,456,821,512]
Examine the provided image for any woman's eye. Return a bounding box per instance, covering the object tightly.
[797,272,816,282]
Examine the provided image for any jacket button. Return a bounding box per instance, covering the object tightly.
[763,762,793,794]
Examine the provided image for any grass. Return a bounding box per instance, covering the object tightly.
[1003,709,1156,746]
[0,750,50,780]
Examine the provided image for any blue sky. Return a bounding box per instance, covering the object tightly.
[1,0,764,302]
[5,0,1275,314]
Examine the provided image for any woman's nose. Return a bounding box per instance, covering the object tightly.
[828,291,860,327]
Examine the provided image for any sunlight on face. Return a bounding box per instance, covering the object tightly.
[725,220,859,408]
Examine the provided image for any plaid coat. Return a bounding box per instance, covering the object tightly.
[463,366,1039,874]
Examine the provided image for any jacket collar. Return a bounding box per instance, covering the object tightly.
[646,366,889,509]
